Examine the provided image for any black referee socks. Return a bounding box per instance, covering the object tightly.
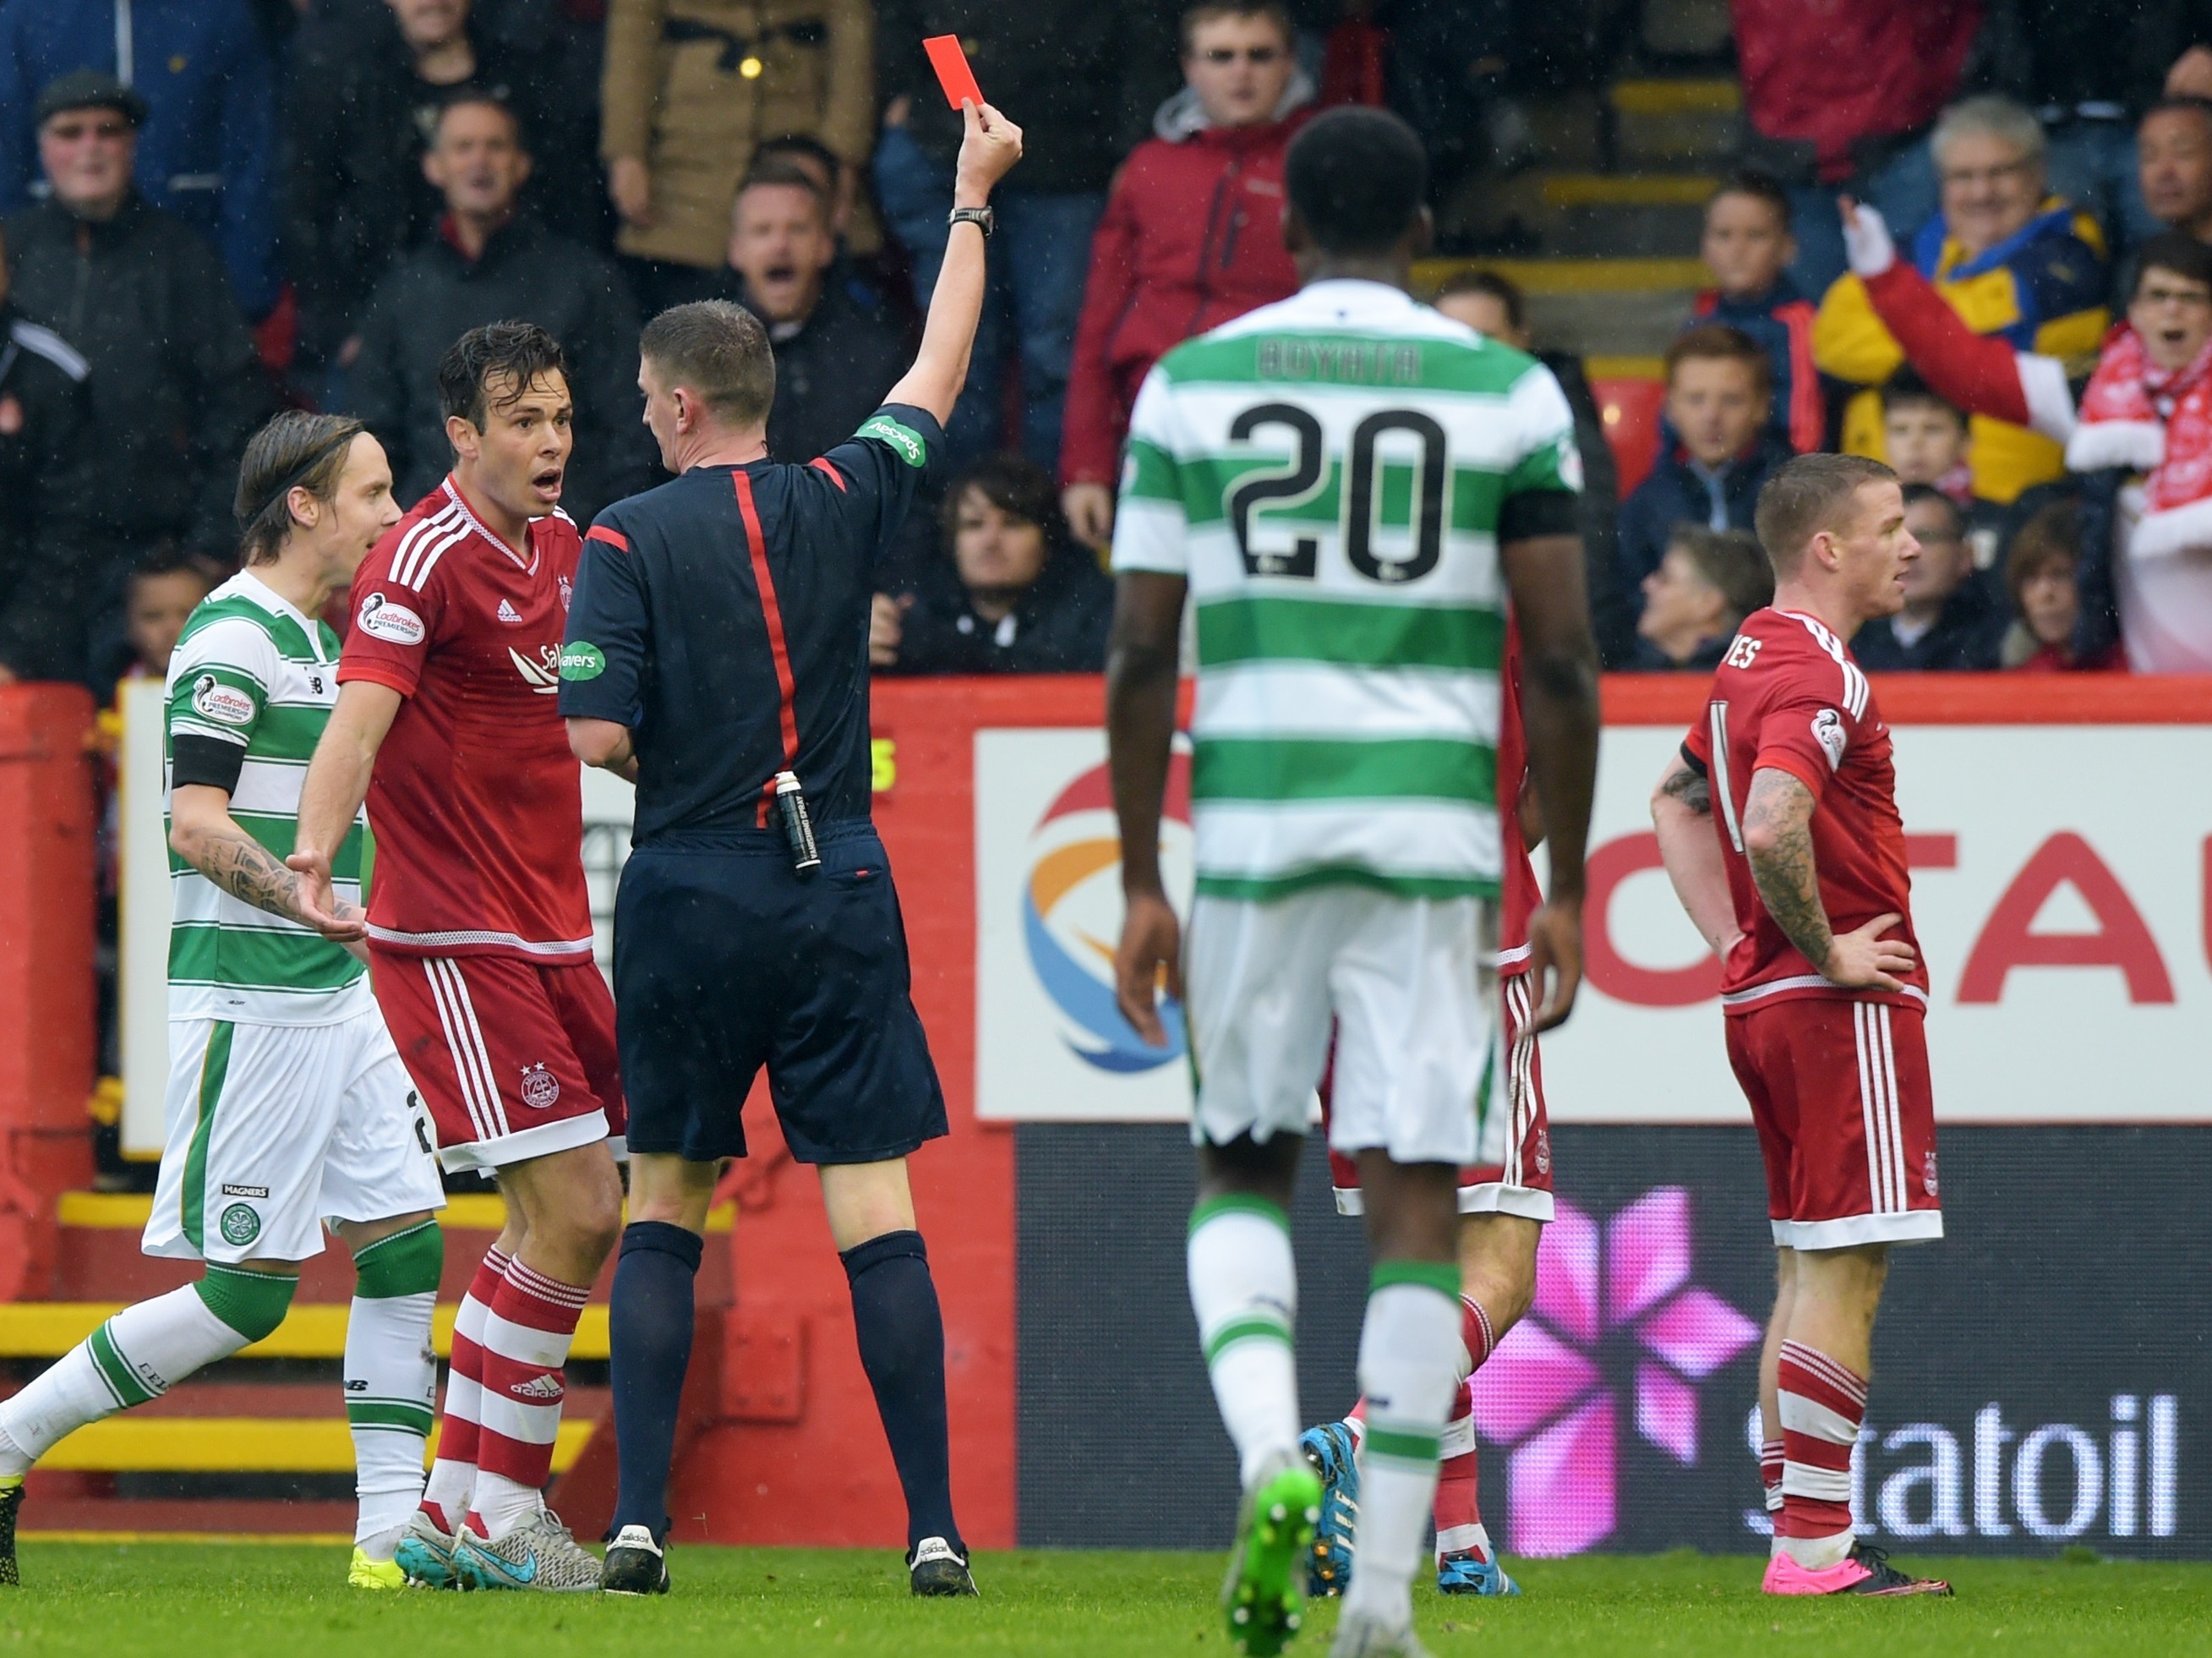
[608,1220,703,1542]
[840,1228,963,1556]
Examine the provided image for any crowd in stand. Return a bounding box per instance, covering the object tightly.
[7,0,2212,709]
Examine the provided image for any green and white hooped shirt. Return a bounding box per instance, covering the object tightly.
[164,571,372,1025]
[1110,279,1582,901]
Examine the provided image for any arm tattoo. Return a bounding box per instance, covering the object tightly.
[193,824,315,928]
[1742,771,1832,968]
[1659,765,1712,816]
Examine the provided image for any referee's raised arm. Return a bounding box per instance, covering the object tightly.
[883,101,1024,424]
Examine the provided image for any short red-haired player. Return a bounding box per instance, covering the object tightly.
[289,322,623,1593]
[1652,452,1952,1597]
[1301,627,1552,1600]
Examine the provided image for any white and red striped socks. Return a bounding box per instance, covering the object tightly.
[468,1255,589,1540]
[1774,1339,1866,1569]
[419,1245,508,1535]
[1760,1431,1785,1519]
[1435,1296,1496,1562]
[1347,1295,1499,1564]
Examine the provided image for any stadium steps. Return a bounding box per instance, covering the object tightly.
[1414,255,1706,358]
[1423,55,1743,349]
[1,1190,732,1534]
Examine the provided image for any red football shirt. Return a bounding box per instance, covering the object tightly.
[1679,607,1926,1014]
[338,477,593,962]
[1497,621,1540,979]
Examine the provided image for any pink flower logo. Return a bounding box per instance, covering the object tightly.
[1470,1187,1759,1556]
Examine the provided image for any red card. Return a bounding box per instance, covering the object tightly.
[923,35,984,111]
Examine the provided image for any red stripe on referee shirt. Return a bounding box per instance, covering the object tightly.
[586,524,629,550]
[809,456,848,491]
[733,469,801,827]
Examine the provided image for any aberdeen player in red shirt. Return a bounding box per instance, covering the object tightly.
[290,323,621,1593]
[1305,627,1555,1599]
[1652,453,1950,1598]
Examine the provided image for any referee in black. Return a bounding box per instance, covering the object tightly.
[559,101,1023,1598]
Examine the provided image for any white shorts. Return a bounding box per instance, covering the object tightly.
[145,1009,447,1266]
[1185,888,1495,1167]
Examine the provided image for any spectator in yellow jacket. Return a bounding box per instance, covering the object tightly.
[600,0,875,315]
[1814,94,2110,506]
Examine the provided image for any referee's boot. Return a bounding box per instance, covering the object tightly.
[602,1524,670,1595]
[909,1535,978,1596]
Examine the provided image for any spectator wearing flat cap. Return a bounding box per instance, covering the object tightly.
[2,69,270,681]
[0,3,281,318]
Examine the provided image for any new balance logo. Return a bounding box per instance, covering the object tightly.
[497,599,523,623]
[510,1372,565,1401]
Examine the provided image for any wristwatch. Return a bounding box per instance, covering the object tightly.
[948,205,995,238]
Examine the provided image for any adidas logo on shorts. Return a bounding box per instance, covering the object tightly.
[510,1372,565,1401]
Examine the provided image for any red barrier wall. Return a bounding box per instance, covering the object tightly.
[0,686,96,1300]
[652,671,2212,1544]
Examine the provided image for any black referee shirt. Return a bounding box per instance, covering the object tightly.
[557,402,944,841]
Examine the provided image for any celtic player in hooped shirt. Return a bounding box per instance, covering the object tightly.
[1106,107,1601,1658]
[0,414,445,1593]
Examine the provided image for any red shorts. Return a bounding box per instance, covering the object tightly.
[1326,971,1554,1222]
[1725,997,1943,1249]
[372,950,626,1172]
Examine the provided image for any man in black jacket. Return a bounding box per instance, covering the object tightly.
[347,93,656,526]
[3,72,270,679]
[717,160,909,464]
[284,0,596,388]
[0,226,98,682]
[1851,485,2002,670]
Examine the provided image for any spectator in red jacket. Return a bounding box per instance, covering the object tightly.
[1058,2,1313,548]
[1731,0,1983,297]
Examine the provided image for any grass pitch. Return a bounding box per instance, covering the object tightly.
[5,1542,2210,1656]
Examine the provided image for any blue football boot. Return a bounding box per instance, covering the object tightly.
[1436,1551,1520,1595]
[1297,1421,1360,1596]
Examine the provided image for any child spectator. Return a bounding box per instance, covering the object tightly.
[1619,324,1793,607]
[115,550,210,687]
[1851,484,2003,669]
[1630,526,1772,671]
[1686,171,1822,453]
[1434,269,1630,667]
[2065,230,2212,671]
[1881,370,1974,502]
[1877,368,2027,575]
[1999,498,2122,670]
[92,549,214,1178]
[871,455,1111,675]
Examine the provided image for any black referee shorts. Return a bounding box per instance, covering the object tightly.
[611,821,948,1164]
